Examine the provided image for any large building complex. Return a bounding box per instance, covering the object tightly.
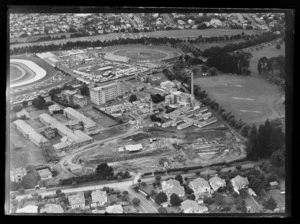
[39,113,93,151]
[89,81,129,105]
[12,119,51,148]
[61,90,87,108]
[63,107,97,132]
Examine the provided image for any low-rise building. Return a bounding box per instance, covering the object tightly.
[180,200,208,213]
[16,205,38,213]
[48,104,61,114]
[208,176,226,192]
[189,177,211,198]
[68,192,85,209]
[40,204,64,213]
[43,127,56,139]
[231,175,249,194]
[10,167,27,183]
[105,204,123,213]
[73,94,88,107]
[124,144,143,152]
[37,168,53,180]
[91,190,108,207]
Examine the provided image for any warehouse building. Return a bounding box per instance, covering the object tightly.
[63,107,97,132]
[12,120,51,148]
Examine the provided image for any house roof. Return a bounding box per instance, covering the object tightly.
[209,176,226,190]
[124,144,143,152]
[17,205,38,213]
[37,168,52,178]
[68,192,85,206]
[167,186,185,196]
[40,204,64,213]
[189,177,210,190]
[180,200,199,211]
[163,179,181,188]
[231,175,249,188]
[105,204,123,213]
[91,190,108,203]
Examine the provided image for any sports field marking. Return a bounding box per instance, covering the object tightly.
[225,83,244,87]
[10,64,26,82]
[232,97,254,101]
[240,110,261,113]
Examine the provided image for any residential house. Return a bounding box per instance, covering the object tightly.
[91,190,108,207]
[37,168,53,180]
[162,179,181,192]
[166,186,185,198]
[231,175,249,194]
[16,205,38,213]
[180,200,208,213]
[68,192,85,209]
[189,177,211,199]
[208,176,226,192]
[40,204,64,213]
[105,204,123,213]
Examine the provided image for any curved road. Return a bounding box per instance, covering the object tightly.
[59,126,145,177]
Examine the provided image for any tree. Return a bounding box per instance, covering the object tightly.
[264,197,277,211]
[56,189,62,196]
[170,193,182,206]
[175,174,183,185]
[276,44,281,49]
[214,193,226,205]
[95,163,114,179]
[155,192,168,205]
[132,198,141,206]
[32,95,46,110]
[141,182,147,187]
[158,207,168,213]
[207,67,218,76]
[22,101,28,108]
[184,185,194,195]
[240,189,248,199]
[79,83,90,97]
[195,171,200,176]
[129,94,138,103]
[123,190,129,195]
[203,196,215,205]
[12,105,23,113]
[190,194,196,201]
[155,176,161,182]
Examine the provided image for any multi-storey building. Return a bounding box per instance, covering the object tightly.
[89,81,129,105]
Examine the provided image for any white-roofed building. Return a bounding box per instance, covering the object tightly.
[17,205,38,213]
[16,109,30,119]
[63,107,96,131]
[209,176,226,192]
[91,190,108,207]
[37,168,53,180]
[124,144,143,152]
[68,192,85,209]
[180,200,208,213]
[105,204,123,213]
[48,104,61,114]
[10,167,27,182]
[231,175,249,194]
[189,177,212,199]
[12,120,51,148]
[40,204,64,213]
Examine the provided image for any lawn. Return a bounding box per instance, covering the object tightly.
[9,126,46,169]
[194,74,284,124]
[265,189,285,211]
[139,183,158,197]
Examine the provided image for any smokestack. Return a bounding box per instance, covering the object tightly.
[191,70,194,97]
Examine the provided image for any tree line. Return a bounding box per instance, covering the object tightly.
[59,163,131,186]
[258,55,285,89]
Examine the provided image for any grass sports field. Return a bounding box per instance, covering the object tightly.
[194,74,285,124]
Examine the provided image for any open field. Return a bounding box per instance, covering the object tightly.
[265,189,285,211]
[79,105,119,128]
[194,74,285,124]
[9,125,46,169]
[10,29,264,50]
[248,42,285,77]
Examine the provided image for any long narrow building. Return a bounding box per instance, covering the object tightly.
[39,113,93,150]
[12,119,51,148]
[63,107,97,131]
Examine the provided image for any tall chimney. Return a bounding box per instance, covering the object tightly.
[191,70,194,97]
